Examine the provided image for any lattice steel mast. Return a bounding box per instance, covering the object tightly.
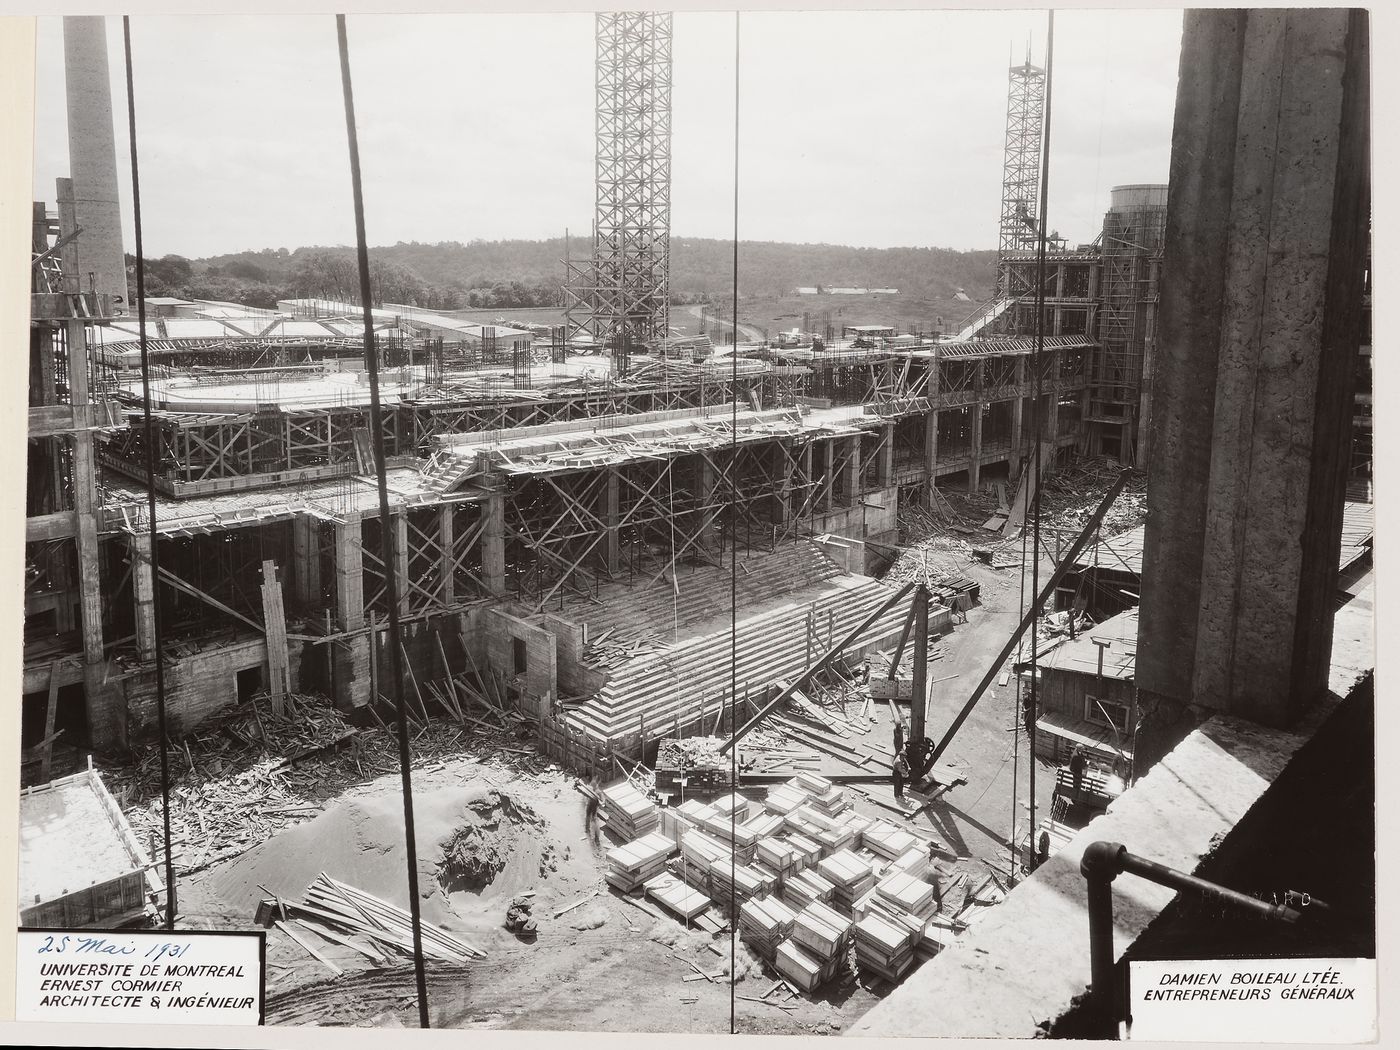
[564,11,673,371]
[996,50,1046,300]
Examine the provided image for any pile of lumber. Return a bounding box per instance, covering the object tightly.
[818,848,878,914]
[272,872,486,965]
[739,894,797,960]
[601,781,659,839]
[853,911,920,982]
[105,692,512,877]
[605,831,677,892]
[582,628,663,669]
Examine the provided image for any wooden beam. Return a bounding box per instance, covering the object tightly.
[40,660,60,781]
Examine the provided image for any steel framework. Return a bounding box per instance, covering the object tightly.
[564,11,673,361]
[997,57,1047,299]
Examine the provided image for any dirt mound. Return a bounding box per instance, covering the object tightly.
[210,777,567,928]
[437,788,560,896]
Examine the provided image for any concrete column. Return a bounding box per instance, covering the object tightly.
[1047,352,1062,445]
[845,435,863,505]
[1136,9,1368,763]
[604,470,621,572]
[64,321,104,672]
[921,409,939,508]
[130,533,156,663]
[393,511,410,616]
[439,505,455,606]
[63,17,127,313]
[292,514,320,605]
[335,512,364,631]
[967,405,982,493]
[877,424,896,488]
[482,491,506,595]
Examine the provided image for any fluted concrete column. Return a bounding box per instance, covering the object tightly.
[1136,8,1369,766]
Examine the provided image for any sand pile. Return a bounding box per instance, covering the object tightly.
[210,777,565,928]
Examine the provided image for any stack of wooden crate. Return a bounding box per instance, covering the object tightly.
[776,899,853,991]
[764,781,811,816]
[713,793,755,822]
[818,848,877,914]
[853,911,919,982]
[743,811,785,839]
[755,837,802,880]
[605,831,677,892]
[738,894,797,960]
[643,871,711,921]
[601,782,659,840]
[708,856,777,905]
[781,866,836,911]
[862,820,921,861]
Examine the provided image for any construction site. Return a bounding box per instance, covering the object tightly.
[18,9,1374,1039]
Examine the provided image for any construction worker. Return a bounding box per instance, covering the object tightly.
[583,773,602,841]
[1069,746,1087,795]
[892,748,911,801]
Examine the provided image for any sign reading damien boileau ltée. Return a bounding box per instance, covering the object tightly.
[1128,957,1376,1042]
[15,929,264,1025]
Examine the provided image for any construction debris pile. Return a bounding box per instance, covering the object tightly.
[601,771,991,993]
[256,872,486,972]
[1038,463,1148,538]
[103,691,536,876]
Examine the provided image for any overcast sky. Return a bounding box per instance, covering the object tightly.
[31,9,1183,258]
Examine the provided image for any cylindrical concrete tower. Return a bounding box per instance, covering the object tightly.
[63,15,127,314]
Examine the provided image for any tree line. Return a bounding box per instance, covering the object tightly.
[125,237,996,313]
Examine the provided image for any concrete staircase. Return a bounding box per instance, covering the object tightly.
[557,540,848,643]
[564,573,911,742]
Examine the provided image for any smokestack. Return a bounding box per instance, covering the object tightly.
[63,16,127,314]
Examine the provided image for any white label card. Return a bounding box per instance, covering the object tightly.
[1129,957,1376,1043]
[15,929,264,1026]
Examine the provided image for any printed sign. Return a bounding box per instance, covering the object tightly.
[1129,957,1375,1043]
[16,929,264,1026]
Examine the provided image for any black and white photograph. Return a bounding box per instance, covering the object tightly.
[2,2,1380,1043]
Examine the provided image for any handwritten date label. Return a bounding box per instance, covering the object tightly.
[17,930,263,1025]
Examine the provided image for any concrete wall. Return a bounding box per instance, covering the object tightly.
[542,614,607,700]
[810,482,899,546]
[123,636,281,738]
[482,608,558,719]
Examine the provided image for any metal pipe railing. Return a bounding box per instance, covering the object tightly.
[1078,841,1315,1039]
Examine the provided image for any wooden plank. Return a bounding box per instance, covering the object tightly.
[275,920,344,976]
[40,659,60,782]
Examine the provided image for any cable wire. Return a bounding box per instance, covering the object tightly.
[1028,10,1056,866]
[122,15,177,930]
[729,12,740,1034]
[335,14,431,1029]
